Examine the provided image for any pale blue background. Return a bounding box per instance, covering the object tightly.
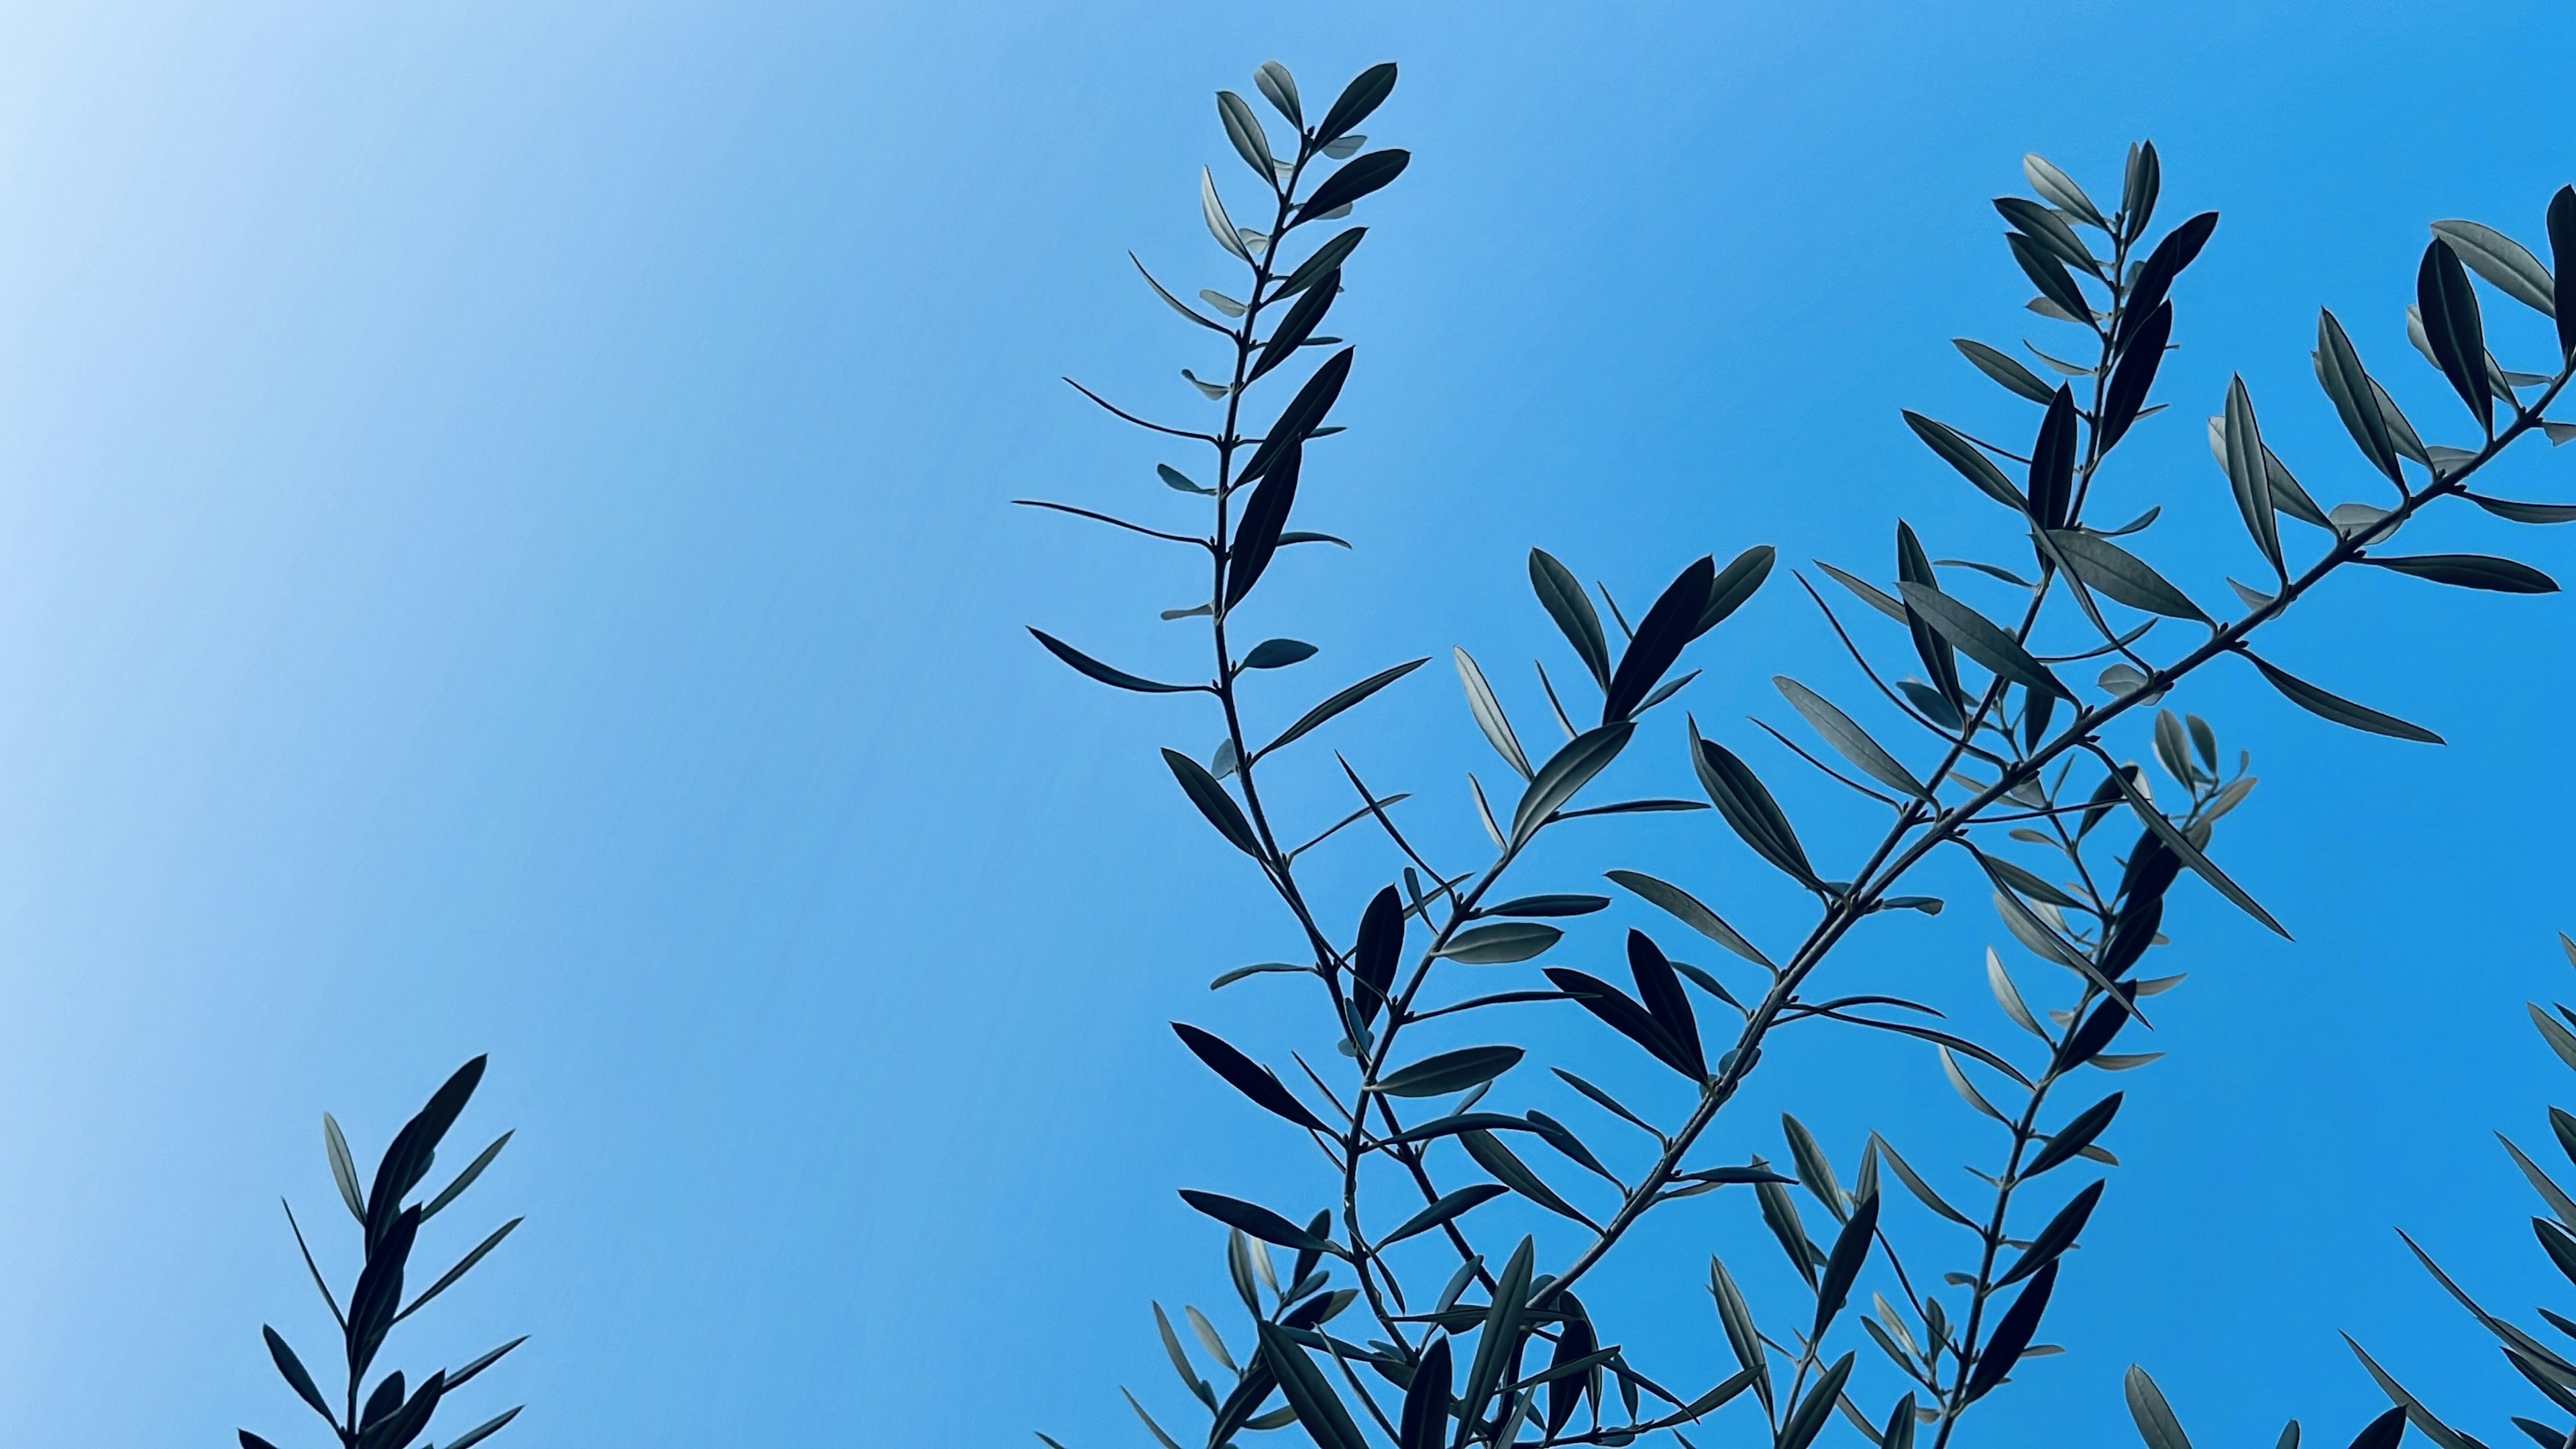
[0,3,2571,1446]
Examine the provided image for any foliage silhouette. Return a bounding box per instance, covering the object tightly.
[1030,56,2576,1449]
[241,1057,523,1449]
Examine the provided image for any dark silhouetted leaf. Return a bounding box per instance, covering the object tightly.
[1257,1320,1370,1449]
[1181,1191,1332,1253]
[1175,1024,1328,1132]
[2418,239,2492,430]
[2029,386,2080,529]
[2008,232,2090,321]
[1263,657,1429,754]
[1279,227,1365,298]
[2026,1094,2123,1178]
[2245,655,2443,745]
[1295,150,1409,225]
[1243,638,1320,669]
[1226,441,1302,608]
[1398,1333,1451,1449]
[1352,884,1402,1027]
[2000,1179,2104,1287]
[2120,211,2218,347]
[1384,1187,1506,1247]
[1377,1046,1525,1099]
[1241,348,1352,484]
[1511,723,1632,848]
[1605,555,1716,722]
[1163,748,1264,857]
[2101,301,2170,448]
[1778,1352,1856,1449]
[1250,271,1338,382]
[1702,546,1775,635]
[1530,549,1612,688]
[1313,62,1397,146]
[1811,1193,1880,1342]
[1968,1263,2059,1404]
[1626,930,1705,1078]
[1436,921,1562,965]
[1957,337,2057,402]
[1897,581,2068,698]
[1030,630,1198,693]
[2364,553,2559,593]
[1903,411,2029,513]
[1896,523,1964,706]
[1775,676,1927,798]
[1546,968,1696,1077]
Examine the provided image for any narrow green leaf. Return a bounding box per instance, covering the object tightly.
[1455,648,1532,777]
[1774,676,1927,798]
[262,1327,335,1427]
[1530,549,1612,688]
[2432,219,2556,316]
[1896,581,2068,698]
[2049,530,2208,621]
[1180,1190,1332,1253]
[1313,62,1396,146]
[2245,654,2443,745]
[1691,730,1817,886]
[1295,149,1409,226]
[1955,339,2056,403]
[1463,1130,1593,1225]
[1216,91,1275,179]
[2109,760,2288,936]
[324,1114,366,1223]
[1778,1353,1857,1449]
[2469,494,2576,525]
[2026,154,2107,226]
[1201,167,1253,263]
[2025,1094,2123,1178]
[1708,1257,1774,1411]
[1263,657,1428,755]
[1606,869,1771,967]
[1510,724,1633,848]
[2124,1366,2195,1449]
[1435,922,1562,965]
[395,1217,521,1322]
[1902,411,2029,513]
[1031,629,1198,694]
[1700,545,1776,635]
[1256,1321,1371,1449]
[1163,749,1265,857]
[2418,239,2493,430]
[2363,553,2559,594]
[1279,227,1365,298]
[1175,1024,1328,1132]
[1375,1046,1525,1098]
[2222,377,2283,572]
[1462,1238,1536,1420]
[2315,311,2403,484]
[1872,1134,1977,1228]
[1383,1185,1507,1246]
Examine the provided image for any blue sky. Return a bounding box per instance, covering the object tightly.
[1,2,2574,1445]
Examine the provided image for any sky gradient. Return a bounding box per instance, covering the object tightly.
[0,3,2573,1446]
